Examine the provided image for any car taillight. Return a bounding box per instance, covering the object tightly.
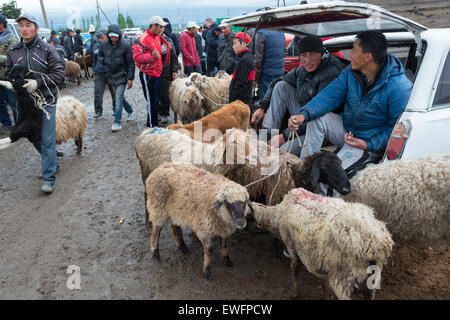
[386,120,412,160]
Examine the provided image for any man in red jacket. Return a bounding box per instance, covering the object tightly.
[132,16,171,127]
[180,21,201,76]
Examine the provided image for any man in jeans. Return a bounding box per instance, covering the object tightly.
[0,14,18,135]
[98,24,135,132]
[6,13,65,193]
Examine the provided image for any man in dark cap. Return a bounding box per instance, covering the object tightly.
[251,35,346,156]
[63,28,76,61]
[50,30,61,45]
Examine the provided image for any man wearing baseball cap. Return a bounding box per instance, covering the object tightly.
[217,22,236,75]
[132,16,171,127]
[5,13,65,193]
[180,21,200,76]
[63,28,75,61]
[252,35,345,156]
[228,31,255,105]
[0,13,18,135]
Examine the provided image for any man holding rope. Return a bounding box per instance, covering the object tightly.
[5,13,65,194]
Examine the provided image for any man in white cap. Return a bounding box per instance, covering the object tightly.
[217,22,236,74]
[88,24,96,56]
[132,16,171,127]
[180,21,201,76]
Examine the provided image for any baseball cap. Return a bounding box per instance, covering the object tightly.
[219,22,229,28]
[0,14,7,26]
[234,32,251,45]
[95,28,107,38]
[186,21,200,29]
[15,13,38,25]
[149,16,168,26]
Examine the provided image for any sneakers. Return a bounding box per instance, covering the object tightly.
[126,112,134,121]
[41,181,54,194]
[160,115,168,124]
[111,123,122,132]
[94,112,102,119]
[283,247,291,259]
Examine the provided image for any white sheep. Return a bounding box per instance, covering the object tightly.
[343,154,450,244]
[189,73,231,114]
[146,162,252,280]
[252,188,394,300]
[168,78,204,124]
[56,96,87,155]
[134,127,258,228]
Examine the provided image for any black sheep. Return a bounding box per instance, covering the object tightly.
[1,65,43,144]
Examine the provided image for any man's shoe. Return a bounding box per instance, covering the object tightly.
[283,247,291,259]
[94,112,102,119]
[160,115,168,123]
[112,123,122,132]
[126,112,134,121]
[41,181,54,194]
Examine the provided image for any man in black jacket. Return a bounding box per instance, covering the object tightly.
[228,32,254,105]
[159,31,179,124]
[98,24,135,132]
[6,13,65,193]
[74,29,83,55]
[251,36,345,155]
[162,18,180,57]
[63,29,75,61]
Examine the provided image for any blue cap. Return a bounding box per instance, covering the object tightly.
[0,14,7,27]
[15,13,39,25]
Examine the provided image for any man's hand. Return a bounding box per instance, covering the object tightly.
[152,50,160,59]
[288,114,305,131]
[344,132,367,150]
[268,134,285,148]
[172,73,178,80]
[23,79,38,93]
[127,80,133,89]
[251,108,265,124]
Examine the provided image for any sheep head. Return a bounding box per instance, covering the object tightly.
[7,64,29,87]
[183,87,204,114]
[213,129,258,167]
[208,184,251,230]
[293,151,351,196]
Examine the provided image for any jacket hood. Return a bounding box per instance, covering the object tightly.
[373,53,405,91]
[163,18,172,36]
[107,24,122,41]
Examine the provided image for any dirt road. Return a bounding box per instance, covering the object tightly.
[0,75,448,300]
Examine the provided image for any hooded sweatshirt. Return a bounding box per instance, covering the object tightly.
[163,18,180,56]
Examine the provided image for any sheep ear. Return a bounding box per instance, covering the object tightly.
[311,159,321,191]
[247,201,254,215]
[208,200,223,211]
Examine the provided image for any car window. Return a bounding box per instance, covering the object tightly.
[432,51,450,108]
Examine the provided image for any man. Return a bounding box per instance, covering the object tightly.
[206,26,221,76]
[289,30,412,172]
[98,24,135,132]
[229,32,254,105]
[50,30,61,45]
[88,24,96,56]
[160,26,179,124]
[74,29,83,55]
[163,18,180,57]
[92,28,117,119]
[195,28,204,74]
[217,22,236,74]
[0,14,18,135]
[252,36,345,156]
[202,18,216,53]
[180,21,200,76]
[132,16,171,128]
[63,29,76,61]
[254,28,285,99]
[6,13,65,193]
[48,38,66,68]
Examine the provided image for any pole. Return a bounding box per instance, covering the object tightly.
[96,0,101,28]
[39,0,50,29]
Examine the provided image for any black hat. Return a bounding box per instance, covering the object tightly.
[299,35,324,55]
[0,14,7,27]
[51,30,57,35]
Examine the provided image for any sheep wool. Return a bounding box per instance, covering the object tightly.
[343,154,450,244]
[168,78,204,124]
[55,96,87,154]
[65,61,81,85]
[189,73,231,114]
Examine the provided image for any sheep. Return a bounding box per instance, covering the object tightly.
[55,96,87,155]
[252,188,394,300]
[167,100,250,143]
[146,162,253,280]
[168,78,204,124]
[74,52,92,79]
[65,60,81,85]
[342,154,450,245]
[214,70,232,80]
[134,127,258,228]
[189,73,231,114]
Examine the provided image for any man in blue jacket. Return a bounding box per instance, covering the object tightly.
[289,31,412,169]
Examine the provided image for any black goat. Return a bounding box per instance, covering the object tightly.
[1,65,42,144]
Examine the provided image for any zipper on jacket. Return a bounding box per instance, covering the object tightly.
[32,52,48,66]
[32,56,47,69]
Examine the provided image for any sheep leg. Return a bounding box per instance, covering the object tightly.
[288,250,300,298]
[145,189,152,229]
[221,238,233,267]
[75,136,83,154]
[200,238,213,281]
[150,225,163,261]
[322,281,335,300]
[170,225,189,254]
[272,238,281,261]
[191,231,199,243]
[174,112,177,124]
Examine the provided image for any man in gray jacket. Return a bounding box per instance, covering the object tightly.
[6,13,65,193]
[217,22,236,74]
[98,24,135,132]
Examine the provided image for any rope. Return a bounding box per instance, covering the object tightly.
[203,80,229,102]
[26,70,61,120]
[197,89,228,108]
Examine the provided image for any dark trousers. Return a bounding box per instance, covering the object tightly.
[206,59,219,76]
[94,73,115,115]
[184,65,199,76]
[139,72,161,127]
[159,66,172,117]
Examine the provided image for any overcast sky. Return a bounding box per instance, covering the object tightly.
[6,0,303,28]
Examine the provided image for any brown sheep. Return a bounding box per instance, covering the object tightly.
[65,61,81,85]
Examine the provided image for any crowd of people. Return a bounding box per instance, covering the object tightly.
[0,12,412,198]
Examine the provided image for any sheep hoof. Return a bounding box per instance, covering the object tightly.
[222,256,233,267]
[203,267,212,281]
[152,249,160,261]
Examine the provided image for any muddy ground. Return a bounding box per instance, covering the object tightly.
[0,73,448,300]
